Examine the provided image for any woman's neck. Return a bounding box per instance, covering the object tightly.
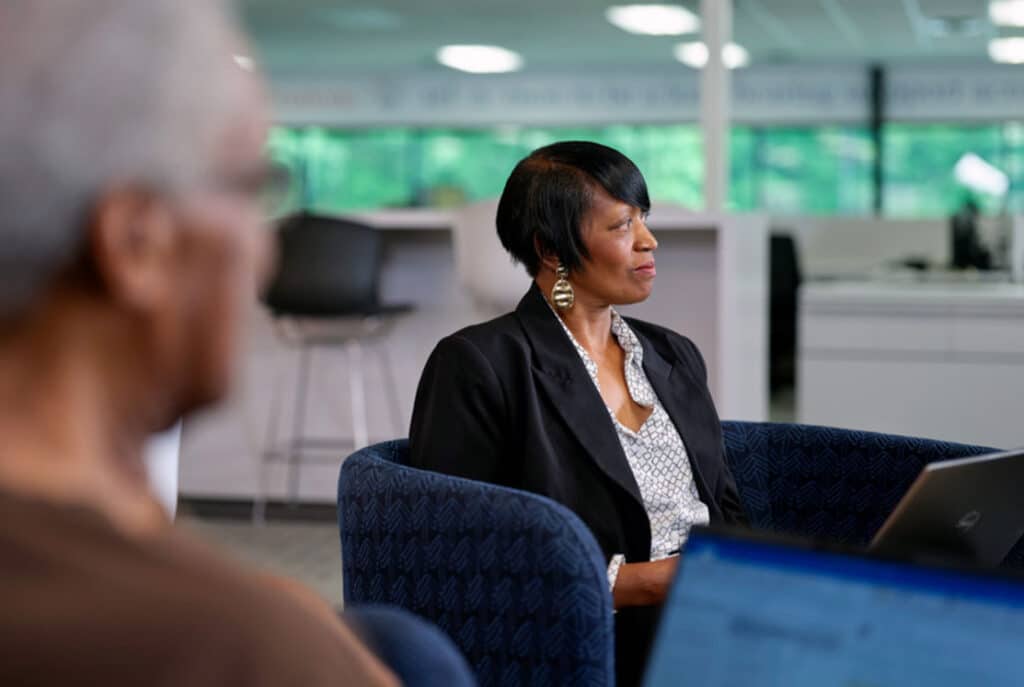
[535,275,616,354]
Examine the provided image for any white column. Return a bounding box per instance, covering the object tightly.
[1012,214,1024,283]
[145,422,181,518]
[701,0,732,212]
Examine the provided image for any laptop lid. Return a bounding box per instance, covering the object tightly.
[870,448,1024,565]
[644,526,1024,687]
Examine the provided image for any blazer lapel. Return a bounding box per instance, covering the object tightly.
[638,333,716,507]
[514,284,645,508]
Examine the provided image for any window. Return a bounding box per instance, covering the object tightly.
[746,127,873,215]
[883,124,1003,217]
[267,124,873,216]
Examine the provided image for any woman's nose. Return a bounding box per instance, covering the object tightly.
[635,219,657,251]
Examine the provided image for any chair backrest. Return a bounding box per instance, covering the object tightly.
[338,440,614,687]
[451,199,530,313]
[769,232,802,304]
[721,420,1000,544]
[264,212,383,316]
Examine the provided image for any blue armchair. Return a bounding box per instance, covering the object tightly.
[337,422,1014,686]
[338,439,613,687]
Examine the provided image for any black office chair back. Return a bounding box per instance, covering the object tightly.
[769,232,803,392]
[770,233,803,301]
[264,212,383,317]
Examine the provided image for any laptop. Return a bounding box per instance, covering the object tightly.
[869,448,1024,565]
[644,526,1024,687]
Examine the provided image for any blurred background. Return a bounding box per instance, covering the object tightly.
[176,1,1024,593]
[248,0,1023,218]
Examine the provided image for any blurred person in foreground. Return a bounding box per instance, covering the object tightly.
[0,2,471,685]
[409,141,748,686]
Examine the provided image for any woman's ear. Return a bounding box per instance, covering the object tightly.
[533,234,561,274]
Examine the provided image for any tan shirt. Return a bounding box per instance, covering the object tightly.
[0,491,393,686]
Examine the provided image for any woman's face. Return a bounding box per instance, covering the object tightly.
[569,185,657,307]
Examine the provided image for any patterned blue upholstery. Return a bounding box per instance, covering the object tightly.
[338,423,1022,687]
[721,421,994,542]
[721,421,1024,567]
[338,439,614,687]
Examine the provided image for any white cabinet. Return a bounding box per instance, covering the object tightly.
[799,281,1024,448]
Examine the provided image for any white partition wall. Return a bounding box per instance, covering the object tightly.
[774,215,1008,280]
[178,210,769,503]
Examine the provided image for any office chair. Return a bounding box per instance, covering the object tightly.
[256,212,411,521]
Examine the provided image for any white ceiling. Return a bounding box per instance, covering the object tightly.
[239,0,1011,77]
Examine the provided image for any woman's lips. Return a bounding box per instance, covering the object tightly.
[635,261,656,277]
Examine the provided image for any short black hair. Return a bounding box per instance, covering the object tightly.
[495,141,651,277]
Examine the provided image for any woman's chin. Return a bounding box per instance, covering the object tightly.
[635,277,655,298]
[613,284,654,306]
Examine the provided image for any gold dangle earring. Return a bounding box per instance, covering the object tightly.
[551,263,575,310]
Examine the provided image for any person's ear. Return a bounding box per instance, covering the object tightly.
[533,234,561,274]
[85,187,177,313]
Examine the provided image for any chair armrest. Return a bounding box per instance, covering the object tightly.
[339,453,614,687]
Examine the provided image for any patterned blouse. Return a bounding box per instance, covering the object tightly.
[551,306,710,591]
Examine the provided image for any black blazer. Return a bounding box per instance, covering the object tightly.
[409,283,747,686]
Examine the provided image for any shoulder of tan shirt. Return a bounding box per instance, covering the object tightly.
[163,527,401,687]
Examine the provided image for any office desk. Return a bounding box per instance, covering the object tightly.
[179,209,768,503]
[798,279,1024,447]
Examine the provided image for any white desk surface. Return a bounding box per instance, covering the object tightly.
[343,207,751,232]
[346,208,454,231]
[803,278,1024,311]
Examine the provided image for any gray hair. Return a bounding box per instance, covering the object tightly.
[0,0,248,316]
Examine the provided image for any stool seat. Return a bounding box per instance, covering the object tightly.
[267,302,413,319]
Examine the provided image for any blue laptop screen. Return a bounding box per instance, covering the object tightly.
[644,530,1024,687]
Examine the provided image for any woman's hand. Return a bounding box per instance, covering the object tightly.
[612,556,679,609]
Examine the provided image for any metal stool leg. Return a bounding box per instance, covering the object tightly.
[347,339,368,450]
[287,341,314,506]
[253,346,292,524]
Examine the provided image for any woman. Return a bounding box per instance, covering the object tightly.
[409,141,748,686]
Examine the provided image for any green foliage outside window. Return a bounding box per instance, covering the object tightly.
[883,124,1003,217]
[745,127,873,215]
[268,122,1020,218]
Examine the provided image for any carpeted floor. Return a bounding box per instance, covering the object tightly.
[178,516,345,607]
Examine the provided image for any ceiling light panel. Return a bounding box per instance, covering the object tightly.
[991,0,1024,27]
[674,41,750,69]
[436,45,524,74]
[989,36,1024,63]
[606,4,701,36]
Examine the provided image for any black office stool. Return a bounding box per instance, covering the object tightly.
[256,212,410,521]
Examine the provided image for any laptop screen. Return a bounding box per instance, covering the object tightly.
[644,528,1024,687]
